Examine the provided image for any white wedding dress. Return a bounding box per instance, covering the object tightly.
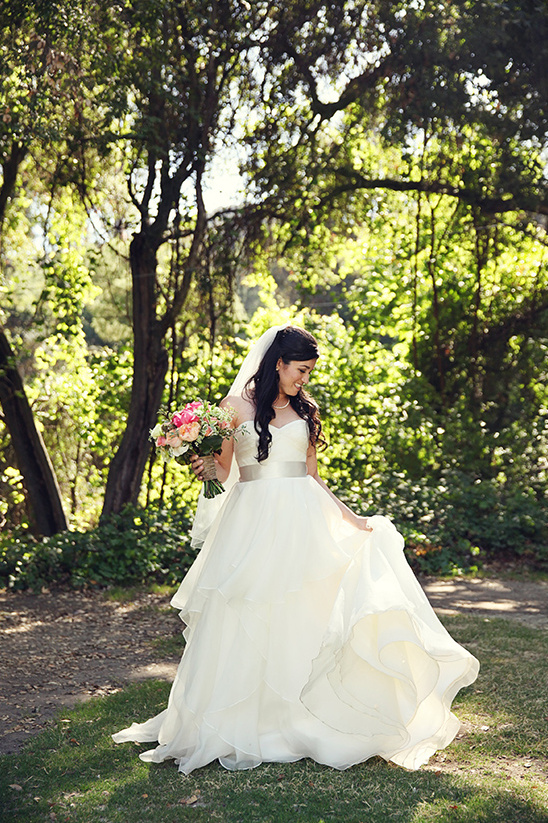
[113,418,479,773]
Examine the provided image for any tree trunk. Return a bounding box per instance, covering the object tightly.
[0,328,67,536]
[0,142,27,230]
[101,230,169,518]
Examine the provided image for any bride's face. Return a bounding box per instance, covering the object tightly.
[277,358,317,396]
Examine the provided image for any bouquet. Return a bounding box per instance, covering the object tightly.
[150,400,238,498]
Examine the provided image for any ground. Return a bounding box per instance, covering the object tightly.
[1,576,547,757]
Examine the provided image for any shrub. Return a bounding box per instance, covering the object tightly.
[365,469,548,575]
[0,504,197,591]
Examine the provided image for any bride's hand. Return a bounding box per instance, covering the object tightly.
[189,454,204,480]
[356,516,373,532]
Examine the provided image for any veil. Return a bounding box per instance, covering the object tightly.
[189,322,289,547]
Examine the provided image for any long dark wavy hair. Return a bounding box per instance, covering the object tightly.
[244,326,326,462]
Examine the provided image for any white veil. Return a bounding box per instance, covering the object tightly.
[189,323,289,548]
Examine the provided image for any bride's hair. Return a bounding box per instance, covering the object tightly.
[245,326,326,462]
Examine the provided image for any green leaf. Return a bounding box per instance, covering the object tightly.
[198,435,223,454]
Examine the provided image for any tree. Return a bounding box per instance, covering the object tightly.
[0,329,67,534]
[242,0,548,228]
[235,0,548,531]
[100,0,246,515]
[3,0,547,533]
[0,0,123,533]
[100,0,379,516]
[2,0,377,522]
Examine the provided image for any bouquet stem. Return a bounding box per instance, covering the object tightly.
[201,454,225,499]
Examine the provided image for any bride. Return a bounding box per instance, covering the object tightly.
[113,324,479,774]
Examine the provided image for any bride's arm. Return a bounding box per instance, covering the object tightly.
[306,443,372,531]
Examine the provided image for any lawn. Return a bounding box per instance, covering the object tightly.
[1,614,547,823]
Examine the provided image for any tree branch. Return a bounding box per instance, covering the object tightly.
[159,165,208,336]
[282,41,396,121]
[320,168,548,216]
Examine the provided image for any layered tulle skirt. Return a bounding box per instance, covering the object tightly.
[113,475,479,773]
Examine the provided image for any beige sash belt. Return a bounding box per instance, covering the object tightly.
[239,461,307,482]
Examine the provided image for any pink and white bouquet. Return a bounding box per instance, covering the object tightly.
[150,400,237,498]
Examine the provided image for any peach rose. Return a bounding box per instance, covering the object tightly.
[166,431,183,448]
[178,421,201,442]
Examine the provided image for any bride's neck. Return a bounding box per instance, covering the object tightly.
[273,394,290,409]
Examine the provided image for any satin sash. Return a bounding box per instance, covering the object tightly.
[239,461,307,483]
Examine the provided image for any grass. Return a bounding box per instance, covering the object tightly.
[1,615,547,823]
[448,566,548,583]
[148,633,186,658]
[101,583,178,603]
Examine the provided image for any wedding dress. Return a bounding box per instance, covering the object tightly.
[113,417,479,774]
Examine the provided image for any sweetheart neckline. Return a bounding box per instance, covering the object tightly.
[237,418,307,433]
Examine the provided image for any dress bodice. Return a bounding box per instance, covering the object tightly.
[234,419,309,468]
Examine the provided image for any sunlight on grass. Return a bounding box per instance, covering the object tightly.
[1,615,547,823]
[102,583,178,603]
[148,633,186,658]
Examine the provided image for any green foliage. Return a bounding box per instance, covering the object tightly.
[278,188,548,574]
[1,0,547,572]
[366,469,547,576]
[0,504,197,591]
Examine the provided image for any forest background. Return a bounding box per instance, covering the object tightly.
[0,0,547,590]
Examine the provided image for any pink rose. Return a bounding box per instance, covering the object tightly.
[178,421,201,442]
[157,435,167,446]
[204,425,214,436]
[172,408,199,427]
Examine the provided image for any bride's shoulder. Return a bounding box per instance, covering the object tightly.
[221,394,254,426]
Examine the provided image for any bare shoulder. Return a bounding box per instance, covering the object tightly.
[221,394,255,426]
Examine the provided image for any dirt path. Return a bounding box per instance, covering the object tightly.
[1,577,547,756]
[0,590,183,756]
[420,576,548,629]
